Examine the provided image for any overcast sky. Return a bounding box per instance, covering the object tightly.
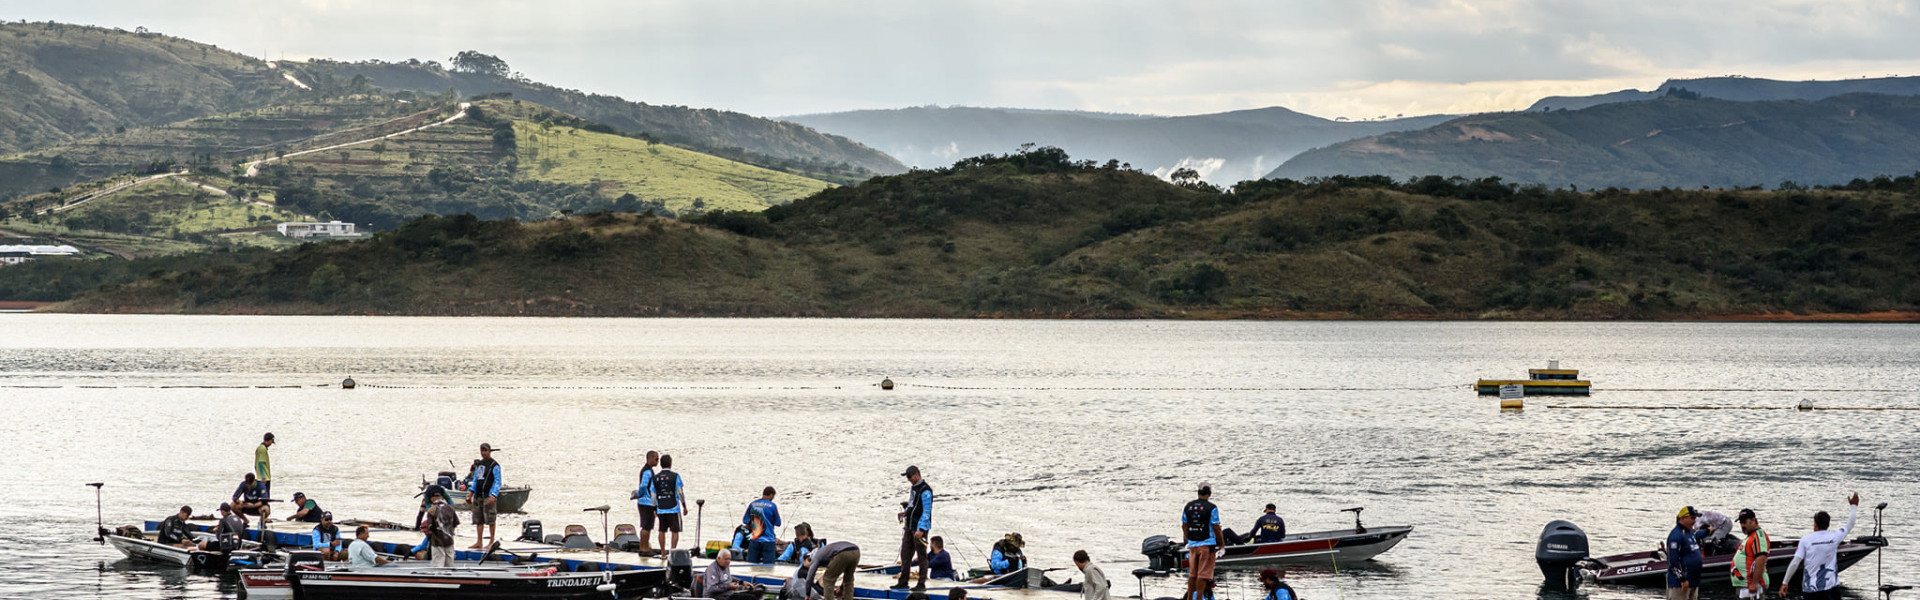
[6,0,1920,119]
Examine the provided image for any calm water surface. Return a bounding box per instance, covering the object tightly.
[1,316,1916,600]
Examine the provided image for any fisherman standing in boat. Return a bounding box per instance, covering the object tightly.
[635,450,660,556]
[1182,484,1223,600]
[465,443,502,550]
[653,454,686,551]
[1731,508,1769,599]
[1780,493,1861,600]
[255,432,273,499]
[1667,506,1705,600]
[745,486,783,563]
[423,485,460,567]
[894,465,933,591]
[156,505,195,548]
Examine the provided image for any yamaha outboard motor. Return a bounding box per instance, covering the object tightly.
[518,520,544,543]
[285,550,324,576]
[667,549,695,594]
[1537,520,1589,591]
[1141,535,1180,572]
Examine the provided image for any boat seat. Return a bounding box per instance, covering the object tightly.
[561,524,596,549]
[609,524,642,551]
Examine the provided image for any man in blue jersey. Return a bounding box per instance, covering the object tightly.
[1667,506,1704,600]
[634,451,659,556]
[653,454,686,551]
[744,486,783,563]
[465,443,502,550]
[1182,484,1223,600]
[893,465,933,591]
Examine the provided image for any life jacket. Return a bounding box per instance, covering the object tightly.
[313,523,341,547]
[653,469,681,511]
[295,499,325,523]
[732,524,752,550]
[1183,500,1216,542]
[470,458,499,498]
[904,480,932,530]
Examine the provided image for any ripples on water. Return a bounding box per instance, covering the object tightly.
[1,316,1916,600]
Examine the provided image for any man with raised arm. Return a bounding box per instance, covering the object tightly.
[1781,493,1861,600]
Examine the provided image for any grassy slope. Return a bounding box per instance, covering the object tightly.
[0,22,294,155]
[1270,95,1920,188]
[515,122,832,213]
[36,153,1920,318]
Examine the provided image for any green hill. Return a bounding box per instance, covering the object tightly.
[515,122,832,213]
[294,58,905,181]
[1269,94,1920,189]
[0,22,297,155]
[17,149,1920,319]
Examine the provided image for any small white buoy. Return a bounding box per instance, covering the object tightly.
[880,377,894,390]
[342,377,357,390]
[1798,398,1814,411]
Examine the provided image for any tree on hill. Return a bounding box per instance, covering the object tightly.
[449,51,510,77]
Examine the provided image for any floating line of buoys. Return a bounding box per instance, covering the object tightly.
[1546,405,1920,411]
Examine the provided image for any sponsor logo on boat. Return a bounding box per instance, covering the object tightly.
[547,578,594,587]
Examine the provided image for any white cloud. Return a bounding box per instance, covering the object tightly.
[6,0,1920,118]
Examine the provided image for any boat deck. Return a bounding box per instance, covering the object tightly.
[150,519,1090,600]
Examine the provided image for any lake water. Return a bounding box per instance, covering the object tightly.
[1,315,1916,599]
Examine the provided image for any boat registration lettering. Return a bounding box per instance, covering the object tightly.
[547,578,594,587]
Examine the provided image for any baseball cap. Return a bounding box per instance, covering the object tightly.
[901,465,920,477]
[1265,503,1276,511]
[1737,508,1757,522]
[1260,569,1279,581]
[263,432,275,442]
[1197,482,1212,495]
[293,492,306,499]
[218,502,232,512]
[1677,506,1700,519]
[480,442,496,451]
[322,511,333,520]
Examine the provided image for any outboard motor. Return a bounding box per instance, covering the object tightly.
[666,549,695,594]
[285,550,324,575]
[518,520,545,543]
[1141,535,1181,572]
[1537,520,1589,591]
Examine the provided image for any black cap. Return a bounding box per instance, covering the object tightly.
[480,442,495,452]
[264,432,274,441]
[293,492,305,499]
[1265,503,1276,511]
[901,465,920,477]
[1738,508,1757,522]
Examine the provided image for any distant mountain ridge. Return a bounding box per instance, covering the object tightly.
[784,105,1453,185]
[1270,93,1920,188]
[1528,75,1920,112]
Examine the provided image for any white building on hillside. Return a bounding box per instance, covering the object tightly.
[277,221,363,240]
[0,245,82,266]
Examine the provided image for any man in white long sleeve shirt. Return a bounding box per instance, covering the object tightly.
[1780,493,1860,600]
[1073,550,1109,600]
[1694,510,1736,556]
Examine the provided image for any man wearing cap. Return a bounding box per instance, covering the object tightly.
[423,485,461,567]
[1181,484,1223,600]
[196,503,248,552]
[1731,508,1769,599]
[256,433,274,499]
[1781,493,1862,600]
[289,492,325,523]
[635,450,660,555]
[1667,506,1705,600]
[311,511,344,560]
[1258,569,1297,600]
[465,443,502,550]
[157,505,196,548]
[893,465,933,591]
[1226,504,1287,546]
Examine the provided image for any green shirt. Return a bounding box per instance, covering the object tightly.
[1731,528,1769,588]
[255,443,272,481]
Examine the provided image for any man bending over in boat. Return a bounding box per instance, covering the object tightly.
[156,505,196,548]
[231,473,272,528]
[1224,504,1287,546]
[1692,509,1736,557]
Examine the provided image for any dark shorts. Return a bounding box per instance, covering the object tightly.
[471,497,497,525]
[637,505,657,530]
[237,503,267,516]
[658,512,683,533]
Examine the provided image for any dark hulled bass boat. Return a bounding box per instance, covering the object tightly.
[1142,508,1412,570]
[1581,537,1883,587]
[286,563,668,600]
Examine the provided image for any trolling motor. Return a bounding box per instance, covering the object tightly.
[88,483,106,543]
[1536,520,1590,591]
[1342,507,1368,533]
